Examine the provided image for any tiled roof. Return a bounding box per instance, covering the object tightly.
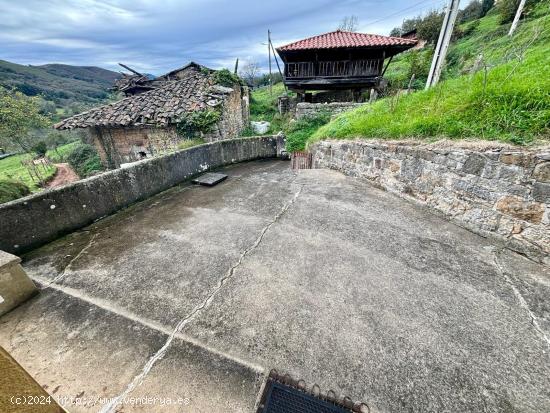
[55,69,224,129]
[277,30,417,52]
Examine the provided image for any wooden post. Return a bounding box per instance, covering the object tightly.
[369,88,378,103]
[270,39,287,91]
[426,0,461,89]
[509,0,527,36]
[234,58,239,75]
[407,74,416,93]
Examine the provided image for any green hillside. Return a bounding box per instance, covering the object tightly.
[0,59,120,111]
[301,1,550,147]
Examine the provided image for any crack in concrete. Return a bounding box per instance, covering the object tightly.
[99,182,304,413]
[492,248,550,349]
[40,232,99,290]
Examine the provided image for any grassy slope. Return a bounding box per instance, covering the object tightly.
[250,83,287,122]
[0,141,79,191]
[312,2,550,146]
[46,141,80,162]
[0,153,55,191]
[0,59,120,107]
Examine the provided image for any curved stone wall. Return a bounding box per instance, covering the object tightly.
[310,140,550,264]
[0,135,285,254]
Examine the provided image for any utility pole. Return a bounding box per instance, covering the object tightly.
[425,0,461,89]
[268,29,273,96]
[509,0,527,36]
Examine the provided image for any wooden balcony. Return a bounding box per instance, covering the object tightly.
[284,59,383,79]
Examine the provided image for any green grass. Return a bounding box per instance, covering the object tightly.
[46,141,80,162]
[0,141,81,193]
[285,113,332,152]
[0,180,30,204]
[311,2,550,146]
[177,138,205,150]
[0,153,56,191]
[250,83,287,122]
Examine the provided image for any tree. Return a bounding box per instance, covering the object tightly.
[338,15,359,32]
[239,62,261,87]
[417,10,445,44]
[459,0,483,23]
[0,87,49,152]
[390,27,402,37]
[496,0,539,24]
[481,0,495,16]
[31,141,47,157]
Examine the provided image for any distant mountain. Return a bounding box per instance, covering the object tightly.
[0,59,121,108]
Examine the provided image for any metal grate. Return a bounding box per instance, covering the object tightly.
[261,382,351,413]
[291,151,312,170]
[257,370,369,413]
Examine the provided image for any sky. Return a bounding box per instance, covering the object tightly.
[0,0,447,75]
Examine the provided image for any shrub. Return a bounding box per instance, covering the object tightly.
[417,10,445,44]
[481,0,495,16]
[213,69,242,87]
[497,0,540,24]
[0,180,30,204]
[176,109,221,138]
[31,141,48,157]
[67,143,103,177]
[460,1,484,23]
[285,112,331,152]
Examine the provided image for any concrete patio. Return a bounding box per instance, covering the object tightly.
[1,159,549,412]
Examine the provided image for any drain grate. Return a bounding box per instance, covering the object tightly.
[261,381,350,413]
[257,370,369,413]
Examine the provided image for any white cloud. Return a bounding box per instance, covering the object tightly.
[0,0,440,73]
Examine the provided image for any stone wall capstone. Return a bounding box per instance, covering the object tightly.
[310,140,550,264]
[0,135,285,254]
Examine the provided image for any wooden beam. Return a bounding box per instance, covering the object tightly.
[381,56,393,76]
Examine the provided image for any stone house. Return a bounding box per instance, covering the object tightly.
[55,63,249,168]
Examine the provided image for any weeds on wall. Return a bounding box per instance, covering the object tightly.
[213,69,242,87]
[176,109,221,138]
[67,143,103,177]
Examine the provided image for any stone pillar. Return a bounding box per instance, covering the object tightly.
[0,251,38,317]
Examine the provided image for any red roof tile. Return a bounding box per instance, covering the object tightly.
[277,30,417,52]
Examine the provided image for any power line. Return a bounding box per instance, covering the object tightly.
[364,0,446,27]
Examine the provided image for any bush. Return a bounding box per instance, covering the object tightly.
[0,180,30,204]
[481,0,495,16]
[213,69,242,87]
[460,1,484,23]
[176,109,221,138]
[67,144,103,177]
[285,112,331,152]
[31,141,48,157]
[417,10,445,44]
[497,0,540,24]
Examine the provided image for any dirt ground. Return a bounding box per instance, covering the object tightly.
[47,163,79,188]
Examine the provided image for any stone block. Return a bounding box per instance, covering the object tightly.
[461,153,487,175]
[499,152,533,167]
[495,196,545,224]
[0,251,38,317]
[532,182,550,203]
[533,162,550,183]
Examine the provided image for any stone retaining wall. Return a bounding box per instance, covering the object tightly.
[0,135,285,254]
[295,102,364,119]
[310,140,550,264]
